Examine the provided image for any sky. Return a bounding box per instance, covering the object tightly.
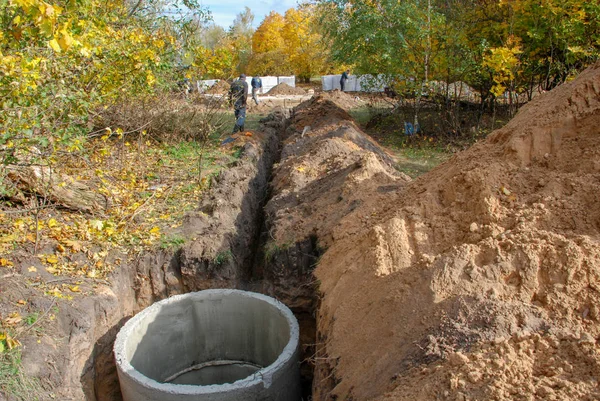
[201,0,299,29]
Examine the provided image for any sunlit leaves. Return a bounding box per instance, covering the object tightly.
[1,0,183,166]
[247,7,333,79]
[483,40,523,97]
[317,0,599,97]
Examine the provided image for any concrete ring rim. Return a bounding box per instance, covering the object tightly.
[114,289,300,395]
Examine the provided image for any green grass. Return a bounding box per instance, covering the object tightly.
[349,106,453,178]
[393,146,450,178]
[214,249,233,266]
[0,346,43,401]
[348,107,374,126]
[160,234,186,249]
[164,141,200,160]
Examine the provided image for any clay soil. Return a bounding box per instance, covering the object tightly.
[266,83,306,96]
[308,62,600,400]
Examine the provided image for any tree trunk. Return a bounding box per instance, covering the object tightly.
[4,164,110,213]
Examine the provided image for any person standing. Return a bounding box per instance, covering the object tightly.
[251,76,262,105]
[229,74,249,133]
[340,69,350,91]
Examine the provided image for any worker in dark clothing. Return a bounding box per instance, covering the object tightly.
[340,69,350,91]
[229,74,248,133]
[251,76,262,105]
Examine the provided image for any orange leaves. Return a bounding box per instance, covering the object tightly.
[248,6,331,78]
[4,312,22,326]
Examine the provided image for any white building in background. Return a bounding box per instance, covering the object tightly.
[198,76,296,94]
[321,74,388,92]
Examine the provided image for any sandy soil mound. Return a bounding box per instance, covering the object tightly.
[317,89,364,110]
[310,62,600,401]
[206,79,230,94]
[256,96,408,313]
[266,83,306,96]
[291,95,356,130]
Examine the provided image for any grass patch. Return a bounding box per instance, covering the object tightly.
[160,234,186,250]
[163,141,200,160]
[0,346,43,401]
[348,107,376,126]
[214,249,233,266]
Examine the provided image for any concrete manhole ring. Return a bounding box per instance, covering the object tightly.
[114,289,301,401]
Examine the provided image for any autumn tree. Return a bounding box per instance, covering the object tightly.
[318,0,599,106]
[0,0,209,201]
[248,7,334,79]
[228,6,255,74]
[248,11,290,76]
[282,7,334,82]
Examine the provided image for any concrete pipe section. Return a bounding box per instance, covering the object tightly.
[114,289,301,401]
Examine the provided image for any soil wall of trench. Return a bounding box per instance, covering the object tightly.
[41,91,409,400]
[34,108,292,400]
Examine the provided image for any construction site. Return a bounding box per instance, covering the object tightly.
[1,57,600,401]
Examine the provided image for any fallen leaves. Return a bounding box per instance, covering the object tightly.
[5,312,22,326]
[0,331,21,352]
[0,135,239,281]
[0,258,14,268]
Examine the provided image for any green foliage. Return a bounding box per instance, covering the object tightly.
[0,346,42,400]
[214,249,233,265]
[160,234,186,249]
[0,0,210,168]
[317,0,600,100]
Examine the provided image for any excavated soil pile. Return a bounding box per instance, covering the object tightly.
[254,93,411,393]
[266,83,306,96]
[317,89,364,110]
[257,93,410,324]
[289,94,358,131]
[206,79,230,94]
[312,62,600,401]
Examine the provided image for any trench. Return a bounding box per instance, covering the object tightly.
[80,108,318,401]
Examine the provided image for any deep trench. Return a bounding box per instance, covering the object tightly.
[84,111,318,401]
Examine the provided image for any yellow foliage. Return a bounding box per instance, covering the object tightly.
[483,39,522,97]
[252,12,285,53]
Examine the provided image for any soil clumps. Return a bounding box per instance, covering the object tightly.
[266,83,306,96]
[311,62,600,400]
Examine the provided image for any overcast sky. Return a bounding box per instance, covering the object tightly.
[202,0,299,28]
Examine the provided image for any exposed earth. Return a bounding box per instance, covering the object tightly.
[267,83,307,96]
[1,62,599,401]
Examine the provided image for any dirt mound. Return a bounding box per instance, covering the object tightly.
[206,79,230,94]
[317,89,364,110]
[247,99,278,113]
[291,95,356,130]
[308,62,600,401]
[266,83,306,96]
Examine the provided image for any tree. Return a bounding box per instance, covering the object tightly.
[228,6,255,74]
[0,0,211,200]
[282,7,334,82]
[253,11,286,53]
